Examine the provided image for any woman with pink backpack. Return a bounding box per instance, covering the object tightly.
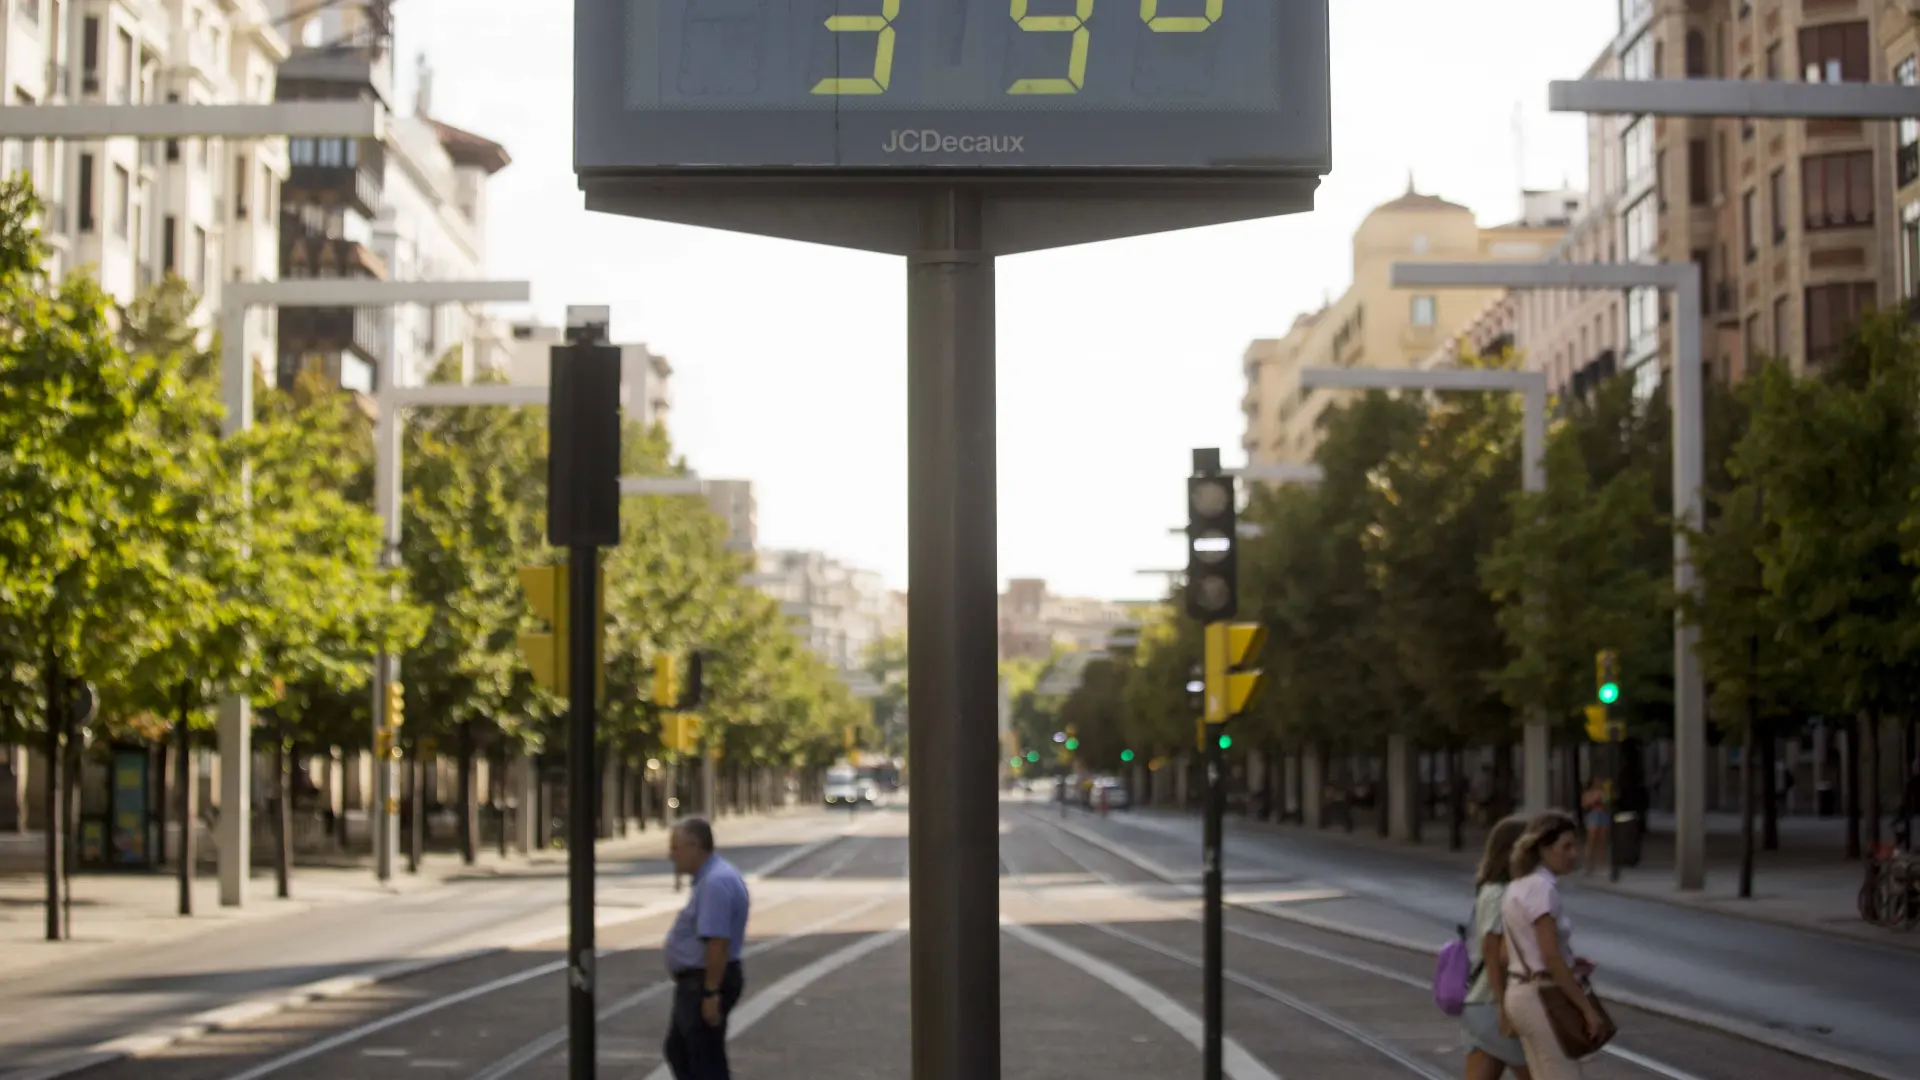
[1436,815,1532,1079]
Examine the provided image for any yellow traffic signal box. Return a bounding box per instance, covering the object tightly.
[1203,622,1268,724]
[662,711,702,754]
[516,562,605,699]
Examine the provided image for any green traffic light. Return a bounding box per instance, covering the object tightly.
[1009,757,1021,768]
[1218,735,1232,750]
[1598,682,1620,705]
[1120,749,1135,762]
[1065,738,1079,751]
[1026,751,1040,763]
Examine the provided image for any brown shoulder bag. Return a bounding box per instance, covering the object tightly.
[1508,911,1618,1058]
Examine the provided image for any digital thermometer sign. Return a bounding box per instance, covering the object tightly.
[574,0,1331,174]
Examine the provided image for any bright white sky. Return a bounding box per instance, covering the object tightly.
[393,0,1619,601]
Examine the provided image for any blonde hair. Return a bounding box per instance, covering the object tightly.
[1476,815,1529,887]
[1509,810,1578,879]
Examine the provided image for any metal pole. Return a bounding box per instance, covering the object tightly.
[1672,269,1707,890]
[906,187,1000,1080]
[1520,383,1551,817]
[372,388,403,882]
[567,547,599,1080]
[217,300,252,908]
[1203,707,1225,1080]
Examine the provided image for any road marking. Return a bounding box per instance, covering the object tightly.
[637,921,909,1080]
[810,836,869,879]
[209,894,727,1080]
[1000,919,1281,1080]
[1029,811,1730,1080]
[467,895,896,1080]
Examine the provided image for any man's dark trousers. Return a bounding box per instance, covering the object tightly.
[664,962,745,1079]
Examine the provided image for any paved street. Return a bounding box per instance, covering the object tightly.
[0,799,1904,1080]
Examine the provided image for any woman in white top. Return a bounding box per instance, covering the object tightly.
[1500,811,1602,1080]
[1462,815,1531,1080]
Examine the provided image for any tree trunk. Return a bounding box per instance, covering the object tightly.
[275,730,292,899]
[407,745,424,873]
[1739,693,1757,900]
[177,686,196,917]
[1760,726,1779,852]
[1447,744,1465,852]
[43,647,65,942]
[1865,709,1883,855]
[495,744,510,858]
[457,722,476,866]
[1844,715,1862,859]
[1491,739,1515,821]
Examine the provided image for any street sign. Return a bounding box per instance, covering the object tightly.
[575,0,1331,175]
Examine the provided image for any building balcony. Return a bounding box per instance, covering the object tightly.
[283,236,388,281]
[1715,281,1737,314]
[1899,143,1919,190]
[284,156,385,219]
[278,306,385,368]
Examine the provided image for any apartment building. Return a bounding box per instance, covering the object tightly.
[1429,1,1913,406]
[268,0,512,393]
[755,549,892,674]
[501,317,674,430]
[0,0,288,373]
[1241,185,1576,466]
[997,578,1141,663]
[703,478,756,554]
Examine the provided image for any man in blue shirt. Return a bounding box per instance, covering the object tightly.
[663,817,750,1079]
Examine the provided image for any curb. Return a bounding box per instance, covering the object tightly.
[0,816,835,1080]
[1130,806,1920,956]
[1038,810,1907,1080]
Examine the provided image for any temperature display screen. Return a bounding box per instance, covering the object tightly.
[575,0,1331,172]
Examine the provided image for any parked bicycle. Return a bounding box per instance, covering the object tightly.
[1857,847,1918,930]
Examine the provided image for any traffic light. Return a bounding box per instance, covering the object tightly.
[662,711,702,754]
[680,651,705,710]
[1584,704,1611,743]
[1185,467,1239,622]
[1026,750,1040,763]
[1595,650,1620,705]
[1186,663,1204,714]
[516,562,605,698]
[1203,622,1267,725]
[1120,749,1134,763]
[385,680,405,732]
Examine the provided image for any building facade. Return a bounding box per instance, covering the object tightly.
[501,317,674,431]
[267,0,512,394]
[754,549,892,674]
[997,578,1141,662]
[0,0,289,376]
[1241,185,1575,466]
[702,479,756,554]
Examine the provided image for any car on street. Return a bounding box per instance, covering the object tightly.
[824,764,875,809]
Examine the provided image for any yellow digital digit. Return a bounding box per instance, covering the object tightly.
[1141,0,1221,32]
[812,0,901,95]
[1008,0,1094,95]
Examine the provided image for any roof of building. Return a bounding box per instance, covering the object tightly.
[429,118,512,174]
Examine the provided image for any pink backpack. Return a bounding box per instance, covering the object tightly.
[1433,924,1474,1016]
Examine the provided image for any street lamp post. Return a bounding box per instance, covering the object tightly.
[218,279,532,899]
[1299,365,1550,839]
[1378,259,1705,888]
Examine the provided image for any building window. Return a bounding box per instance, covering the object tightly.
[1631,358,1662,403]
[165,92,179,162]
[76,152,94,231]
[289,138,314,166]
[1802,151,1874,231]
[1627,287,1659,356]
[113,26,132,102]
[190,225,205,291]
[1742,188,1758,261]
[1769,167,1786,242]
[1410,296,1436,327]
[1622,117,1653,189]
[1686,29,1707,77]
[110,164,129,239]
[1694,248,1711,312]
[1899,58,1920,189]
[1688,139,1709,205]
[1744,314,1760,369]
[1804,282,1876,366]
[234,158,249,219]
[1904,203,1920,304]
[1622,31,1655,81]
[1624,194,1657,260]
[1740,68,1755,139]
[81,16,98,91]
[1765,42,1781,80]
[1800,22,1869,84]
[1772,296,1790,369]
[162,214,176,271]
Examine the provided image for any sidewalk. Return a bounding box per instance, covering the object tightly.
[0,805,806,985]
[1184,804,1911,949]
